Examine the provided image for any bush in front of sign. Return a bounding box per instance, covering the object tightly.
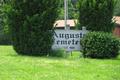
[80,31,120,59]
[3,0,61,56]
[75,0,117,33]
[49,48,66,57]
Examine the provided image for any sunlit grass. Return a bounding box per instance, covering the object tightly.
[0,46,120,80]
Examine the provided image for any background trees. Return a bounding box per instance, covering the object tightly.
[57,0,120,20]
[57,0,77,20]
[114,0,120,16]
[75,0,117,33]
[0,0,11,45]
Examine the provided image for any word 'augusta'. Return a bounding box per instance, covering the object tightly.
[54,32,86,40]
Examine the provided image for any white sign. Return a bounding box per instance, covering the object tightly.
[52,29,88,51]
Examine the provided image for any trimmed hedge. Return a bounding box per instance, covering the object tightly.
[3,0,61,56]
[80,31,120,59]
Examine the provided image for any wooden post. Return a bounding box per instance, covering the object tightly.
[82,51,85,58]
[66,51,70,57]
[71,51,72,56]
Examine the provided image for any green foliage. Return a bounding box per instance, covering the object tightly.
[68,0,76,19]
[49,48,66,57]
[0,1,5,27]
[80,31,120,59]
[57,7,64,20]
[0,0,11,45]
[3,0,61,56]
[75,0,117,32]
[57,0,76,20]
[0,31,11,45]
[114,0,120,16]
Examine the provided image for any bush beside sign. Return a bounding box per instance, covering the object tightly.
[52,27,88,51]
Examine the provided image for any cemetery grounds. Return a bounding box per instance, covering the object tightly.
[0,46,120,80]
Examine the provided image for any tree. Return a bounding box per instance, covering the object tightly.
[68,0,76,19]
[114,0,120,16]
[75,0,117,33]
[57,0,76,20]
[3,0,61,56]
[71,0,77,12]
[0,0,11,45]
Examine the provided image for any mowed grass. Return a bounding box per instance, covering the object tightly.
[0,46,120,80]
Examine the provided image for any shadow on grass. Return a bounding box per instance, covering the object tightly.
[87,56,120,61]
[108,56,120,60]
[6,52,120,61]
[5,54,83,62]
[6,53,69,60]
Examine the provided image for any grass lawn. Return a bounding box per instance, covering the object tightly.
[0,46,120,80]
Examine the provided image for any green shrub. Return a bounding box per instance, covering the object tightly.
[80,31,120,59]
[75,0,117,32]
[49,48,66,57]
[3,0,61,56]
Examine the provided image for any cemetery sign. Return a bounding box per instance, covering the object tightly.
[52,27,89,51]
